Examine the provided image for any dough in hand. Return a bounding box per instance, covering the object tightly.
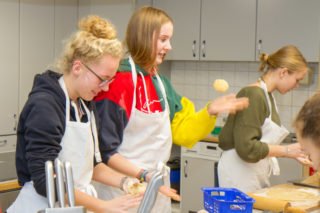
[213,79,229,92]
[127,182,147,195]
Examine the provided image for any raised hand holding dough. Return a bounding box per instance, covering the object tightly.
[213,79,229,92]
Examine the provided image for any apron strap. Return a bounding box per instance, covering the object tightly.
[259,79,274,118]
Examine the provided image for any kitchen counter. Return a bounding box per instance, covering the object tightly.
[0,179,20,192]
[201,134,219,143]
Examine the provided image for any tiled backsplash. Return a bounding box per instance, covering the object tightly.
[165,61,319,132]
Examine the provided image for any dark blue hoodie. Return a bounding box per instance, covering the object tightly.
[15,70,97,197]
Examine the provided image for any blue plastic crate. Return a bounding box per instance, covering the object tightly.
[202,187,255,213]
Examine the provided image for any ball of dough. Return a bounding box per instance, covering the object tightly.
[213,79,229,92]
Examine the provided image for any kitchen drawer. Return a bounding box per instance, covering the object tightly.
[0,189,19,211]
[0,151,17,181]
[0,135,17,181]
[0,135,16,153]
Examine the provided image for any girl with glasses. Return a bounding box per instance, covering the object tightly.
[8,15,141,213]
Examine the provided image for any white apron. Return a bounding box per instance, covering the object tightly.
[95,56,172,213]
[8,77,101,213]
[218,80,289,193]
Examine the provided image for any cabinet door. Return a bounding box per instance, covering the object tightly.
[54,0,78,59]
[180,155,216,213]
[154,0,201,60]
[0,0,19,134]
[257,0,320,62]
[78,0,134,41]
[20,0,55,110]
[201,0,256,61]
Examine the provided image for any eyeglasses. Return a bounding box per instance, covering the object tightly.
[82,62,115,87]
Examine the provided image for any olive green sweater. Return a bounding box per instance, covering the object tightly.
[218,86,281,163]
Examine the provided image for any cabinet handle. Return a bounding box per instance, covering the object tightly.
[206,146,217,150]
[0,140,7,147]
[257,39,262,58]
[13,114,17,132]
[184,160,188,178]
[192,40,196,57]
[202,40,206,58]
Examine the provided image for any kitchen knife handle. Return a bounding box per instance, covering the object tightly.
[54,158,66,208]
[45,161,55,208]
[64,161,76,207]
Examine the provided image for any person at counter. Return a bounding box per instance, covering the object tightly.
[93,6,249,212]
[8,15,141,213]
[294,92,320,171]
[218,45,312,193]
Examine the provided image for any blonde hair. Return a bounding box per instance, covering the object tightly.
[259,45,307,74]
[125,6,172,71]
[294,92,320,146]
[57,15,123,74]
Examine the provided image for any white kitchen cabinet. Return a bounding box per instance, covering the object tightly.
[54,0,79,58]
[154,0,256,61]
[19,0,78,110]
[257,0,320,62]
[180,142,221,213]
[0,0,19,135]
[78,0,134,41]
[19,0,55,110]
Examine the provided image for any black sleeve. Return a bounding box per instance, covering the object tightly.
[95,99,128,164]
[22,93,65,197]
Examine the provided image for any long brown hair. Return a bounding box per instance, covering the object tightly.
[125,6,172,71]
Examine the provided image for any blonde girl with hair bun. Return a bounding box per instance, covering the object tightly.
[218,45,312,193]
[8,15,141,213]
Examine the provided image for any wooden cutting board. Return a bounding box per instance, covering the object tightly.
[248,173,320,213]
[249,184,320,212]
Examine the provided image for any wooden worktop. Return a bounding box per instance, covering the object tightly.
[0,179,21,192]
[201,134,219,143]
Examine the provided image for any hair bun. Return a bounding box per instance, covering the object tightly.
[259,53,269,62]
[79,15,117,39]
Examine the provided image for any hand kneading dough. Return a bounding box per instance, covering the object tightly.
[213,79,229,92]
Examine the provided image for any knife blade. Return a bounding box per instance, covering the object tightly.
[64,161,75,207]
[45,161,55,208]
[54,159,65,208]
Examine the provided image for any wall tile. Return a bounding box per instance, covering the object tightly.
[171,69,185,84]
[185,70,197,85]
[234,71,249,87]
[235,62,250,72]
[196,71,209,85]
[171,61,185,70]
[274,91,292,107]
[208,61,223,71]
[292,90,309,107]
[184,84,197,100]
[195,85,209,100]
